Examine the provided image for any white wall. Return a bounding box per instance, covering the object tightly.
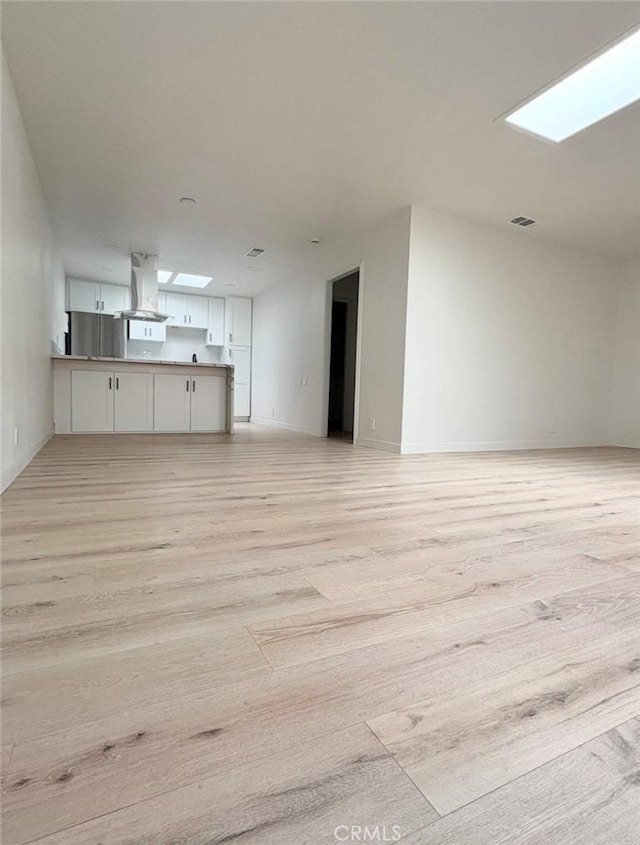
[1,53,66,491]
[251,207,411,448]
[609,258,640,448]
[401,206,619,452]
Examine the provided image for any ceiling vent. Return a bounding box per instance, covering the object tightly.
[509,216,537,227]
[245,247,265,258]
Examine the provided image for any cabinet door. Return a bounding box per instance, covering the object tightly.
[114,372,153,431]
[227,297,252,346]
[128,320,149,341]
[190,376,226,431]
[100,284,129,315]
[229,346,251,417]
[149,322,166,342]
[71,370,114,432]
[206,298,225,346]
[164,292,187,327]
[187,296,209,329]
[68,280,100,313]
[153,374,191,431]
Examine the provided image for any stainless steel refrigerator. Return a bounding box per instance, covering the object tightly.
[68,311,127,358]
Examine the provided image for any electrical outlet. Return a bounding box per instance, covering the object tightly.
[14,425,19,447]
[369,417,376,432]
[302,376,308,386]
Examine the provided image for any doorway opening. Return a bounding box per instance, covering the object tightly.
[327,270,360,442]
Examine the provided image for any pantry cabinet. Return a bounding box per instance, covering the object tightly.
[206,298,225,346]
[225,296,252,346]
[228,346,251,418]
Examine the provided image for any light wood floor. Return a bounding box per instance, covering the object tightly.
[1,426,639,844]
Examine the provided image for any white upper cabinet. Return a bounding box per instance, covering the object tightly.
[206,298,225,346]
[162,292,208,329]
[128,320,166,342]
[67,279,129,315]
[225,296,252,346]
[188,296,209,330]
[68,280,101,314]
[100,284,129,315]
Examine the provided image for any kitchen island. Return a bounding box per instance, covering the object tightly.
[52,356,234,434]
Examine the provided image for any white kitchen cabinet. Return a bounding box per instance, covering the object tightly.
[188,296,209,329]
[68,280,101,314]
[162,292,208,329]
[71,370,114,432]
[225,296,252,346]
[100,284,129,315]
[153,374,191,431]
[128,320,166,342]
[114,372,153,432]
[67,279,129,315]
[190,376,226,431]
[229,346,251,417]
[206,298,225,346]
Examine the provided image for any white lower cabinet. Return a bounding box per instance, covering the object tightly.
[154,374,226,432]
[114,372,154,432]
[153,374,191,432]
[71,370,114,432]
[71,370,153,432]
[229,346,251,417]
[66,367,228,434]
[190,376,226,431]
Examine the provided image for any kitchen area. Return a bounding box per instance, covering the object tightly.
[52,253,252,435]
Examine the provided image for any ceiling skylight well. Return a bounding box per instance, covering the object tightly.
[172,273,212,289]
[505,28,640,142]
[157,270,174,284]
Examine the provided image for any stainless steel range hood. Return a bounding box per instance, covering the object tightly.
[117,252,169,322]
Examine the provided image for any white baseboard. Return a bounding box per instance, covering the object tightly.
[606,441,640,450]
[355,437,402,454]
[250,417,323,437]
[1,429,53,493]
[400,438,606,454]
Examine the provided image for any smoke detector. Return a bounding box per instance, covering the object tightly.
[245,247,265,258]
[508,216,537,227]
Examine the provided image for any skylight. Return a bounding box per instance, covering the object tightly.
[157,270,174,284]
[172,273,212,289]
[505,28,640,142]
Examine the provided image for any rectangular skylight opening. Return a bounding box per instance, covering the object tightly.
[172,273,212,289]
[505,27,640,143]
[157,270,174,284]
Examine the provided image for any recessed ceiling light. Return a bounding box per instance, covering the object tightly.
[173,273,212,288]
[157,270,173,284]
[245,247,265,258]
[226,283,237,288]
[504,27,640,142]
[247,267,258,271]
[310,237,321,245]
[179,196,196,205]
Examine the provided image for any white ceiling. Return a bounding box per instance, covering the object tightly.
[3,1,639,297]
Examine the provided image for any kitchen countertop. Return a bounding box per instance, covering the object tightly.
[52,355,232,369]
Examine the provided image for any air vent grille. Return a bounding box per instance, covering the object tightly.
[246,247,265,258]
[509,216,537,227]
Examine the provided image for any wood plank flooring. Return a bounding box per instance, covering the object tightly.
[1,427,639,844]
